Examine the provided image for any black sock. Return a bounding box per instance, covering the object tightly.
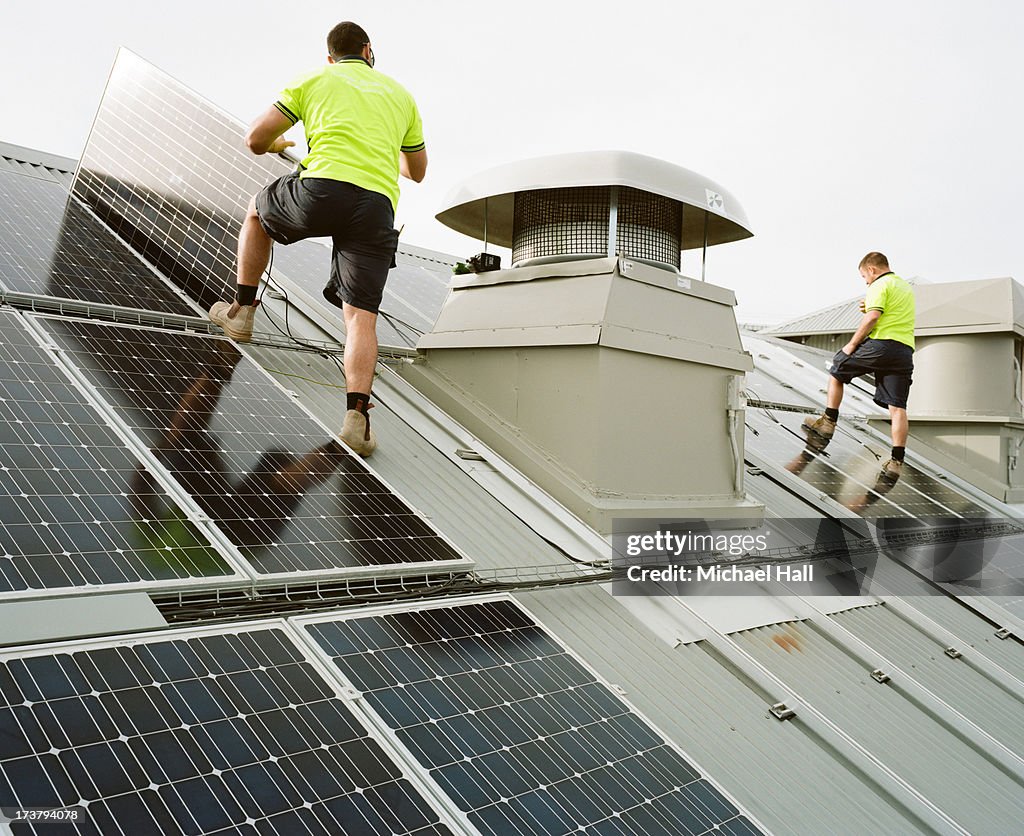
[347,392,371,412]
[891,446,905,462]
[235,284,258,306]
[824,407,839,421]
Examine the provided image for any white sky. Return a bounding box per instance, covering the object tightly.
[1,1,1020,323]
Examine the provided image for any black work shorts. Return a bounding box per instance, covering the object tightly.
[829,338,914,409]
[255,172,399,314]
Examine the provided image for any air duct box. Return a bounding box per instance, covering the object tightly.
[405,152,762,533]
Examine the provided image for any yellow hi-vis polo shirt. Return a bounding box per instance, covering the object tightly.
[864,272,915,349]
[273,58,425,211]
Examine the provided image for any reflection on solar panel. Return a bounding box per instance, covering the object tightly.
[39,317,467,579]
[72,48,442,348]
[303,597,762,836]
[745,408,991,519]
[0,310,234,597]
[0,624,453,835]
[741,363,816,409]
[0,170,194,316]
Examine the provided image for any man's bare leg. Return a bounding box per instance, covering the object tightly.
[342,303,378,395]
[889,405,908,447]
[338,302,379,456]
[236,196,271,297]
[827,376,844,410]
[210,196,270,341]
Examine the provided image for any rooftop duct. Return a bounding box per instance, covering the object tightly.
[404,152,761,533]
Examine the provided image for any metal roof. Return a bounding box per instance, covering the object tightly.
[3,139,1024,835]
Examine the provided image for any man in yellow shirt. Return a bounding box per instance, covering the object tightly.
[209,21,427,457]
[803,252,915,482]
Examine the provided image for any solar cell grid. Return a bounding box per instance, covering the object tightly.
[303,598,763,836]
[0,170,194,316]
[73,48,442,348]
[0,311,234,596]
[0,625,454,835]
[38,316,467,579]
[745,408,991,519]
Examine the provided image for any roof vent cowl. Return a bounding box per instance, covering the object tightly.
[436,150,753,273]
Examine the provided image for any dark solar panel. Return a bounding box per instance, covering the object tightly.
[0,625,453,835]
[0,170,195,316]
[72,48,439,348]
[304,598,762,836]
[38,316,467,579]
[0,310,235,596]
[745,408,992,519]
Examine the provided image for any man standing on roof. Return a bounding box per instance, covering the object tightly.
[802,252,915,482]
[208,21,427,457]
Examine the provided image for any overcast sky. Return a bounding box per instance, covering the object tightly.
[2,1,1020,323]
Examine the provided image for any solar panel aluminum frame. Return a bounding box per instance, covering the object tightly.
[290,592,771,834]
[27,314,475,587]
[0,311,251,602]
[0,617,466,834]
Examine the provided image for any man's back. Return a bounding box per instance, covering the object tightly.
[274,60,424,210]
[866,273,915,349]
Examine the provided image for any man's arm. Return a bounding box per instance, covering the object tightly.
[400,148,427,183]
[245,106,296,155]
[842,309,882,355]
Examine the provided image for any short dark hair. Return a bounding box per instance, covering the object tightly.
[859,251,890,271]
[327,22,370,59]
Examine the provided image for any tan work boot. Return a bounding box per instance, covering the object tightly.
[340,408,377,457]
[878,458,903,483]
[802,413,836,440]
[209,301,256,342]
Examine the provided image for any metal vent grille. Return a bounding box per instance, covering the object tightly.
[512,186,682,269]
[617,186,682,268]
[512,186,611,264]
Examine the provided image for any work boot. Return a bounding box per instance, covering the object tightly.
[802,413,836,441]
[878,458,903,483]
[209,301,256,342]
[340,406,377,457]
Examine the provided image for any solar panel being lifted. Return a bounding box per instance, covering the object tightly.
[37,316,469,580]
[0,170,195,316]
[0,623,455,835]
[301,597,764,836]
[72,48,447,347]
[0,310,236,597]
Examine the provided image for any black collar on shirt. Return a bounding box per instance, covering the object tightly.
[876,271,894,279]
[336,54,370,65]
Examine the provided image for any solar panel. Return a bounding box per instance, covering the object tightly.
[72,48,439,348]
[0,310,238,598]
[36,316,469,581]
[301,597,763,836]
[0,623,455,834]
[0,170,195,316]
[745,407,992,519]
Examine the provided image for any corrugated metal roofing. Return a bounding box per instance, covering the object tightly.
[761,295,862,337]
[3,138,1024,834]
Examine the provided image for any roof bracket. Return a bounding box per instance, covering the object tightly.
[944,647,963,659]
[769,702,796,721]
[994,627,1013,640]
[870,669,891,684]
[455,448,486,461]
